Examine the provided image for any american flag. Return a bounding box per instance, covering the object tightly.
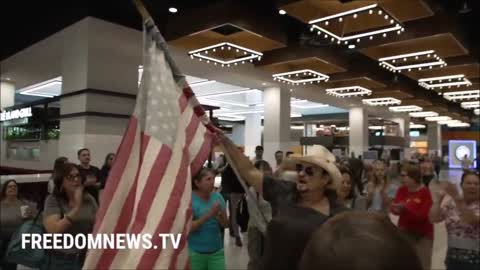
[83,18,215,270]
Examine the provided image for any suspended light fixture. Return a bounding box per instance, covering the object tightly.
[378,50,447,73]
[188,42,263,67]
[461,101,480,109]
[425,116,452,122]
[438,119,461,125]
[325,86,372,97]
[410,123,426,129]
[389,105,423,112]
[418,74,472,90]
[18,77,62,98]
[474,109,479,115]
[272,69,329,85]
[443,90,480,101]
[409,111,439,118]
[308,4,404,47]
[448,122,470,127]
[362,97,401,106]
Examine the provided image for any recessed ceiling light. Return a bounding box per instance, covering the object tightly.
[348,44,356,49]
[169,7,178,13]
[279,9,287,15]
[262,83,267,86]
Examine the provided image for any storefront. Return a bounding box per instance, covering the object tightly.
[0,97,59,161]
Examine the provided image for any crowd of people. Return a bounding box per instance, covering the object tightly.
[1,138,479,270]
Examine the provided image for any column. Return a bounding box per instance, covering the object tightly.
[427,123,442,156]
[58,18,140,166]
[0,80,15,109]
[230,124,245,146]
[263,87,290,166]
[0,80,15,163]
[244,114,262,158]
[243,91,263,158]
[349,107,368,157]
[389,115,411,160]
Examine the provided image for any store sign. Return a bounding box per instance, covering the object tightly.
[0,107,32,122]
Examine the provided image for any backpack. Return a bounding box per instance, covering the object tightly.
[4,210,46,268]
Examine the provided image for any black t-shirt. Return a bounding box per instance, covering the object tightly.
[220,164,245,194]
[262,176,346,270]
[77,165,101,202]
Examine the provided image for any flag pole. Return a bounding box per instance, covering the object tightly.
[133,0,152,21]
[132,0,269,230]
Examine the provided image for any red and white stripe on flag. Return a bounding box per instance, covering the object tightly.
[82,21,215,270]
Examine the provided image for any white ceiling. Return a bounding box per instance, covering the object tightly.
[15,73,346,119]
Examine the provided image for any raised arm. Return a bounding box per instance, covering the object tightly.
[218,135,264,194]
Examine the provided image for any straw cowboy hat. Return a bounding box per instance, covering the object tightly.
[287,145,342,190]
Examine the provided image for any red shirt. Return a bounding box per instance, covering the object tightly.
[392,185,433,239]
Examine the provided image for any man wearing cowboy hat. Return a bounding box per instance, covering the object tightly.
[216,133,347,270]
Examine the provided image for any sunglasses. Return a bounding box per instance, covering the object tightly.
[296,164,316,177]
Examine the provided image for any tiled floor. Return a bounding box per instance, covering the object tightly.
[223,169,466,270]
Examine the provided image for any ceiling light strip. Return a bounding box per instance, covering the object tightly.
[362,97,401,106]
[425,116,452,122]
[419,74,465,82]
[389,105,423,112]
[381,61,446,71]
[309,4,378,24]
[438,119,461,125]
[189,42,264,56]
[379,50,436,61]
[410,123,426,129]
[443,90,480,101]
[189,80,217,87]
[272,69,329,85]
[198,98,250,108]
[409,111,439,117]
[448,122,470,127]
[18,77,62,96]
[325,86,372,97]
[461,101,480,109]
[419,80,472,89]
[192,53,260,65]
[313,24,403,42]
[197,88,257,98]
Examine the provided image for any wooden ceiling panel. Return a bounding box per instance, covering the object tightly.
[322,77,386,89]
[424,106,449,113]
[371,90,414,99]
[400,99,433,107]
[380,0,433,22]
[360,33,468,60]
[405,63,480,80]
[441,83,480,93]
[260,57,346,74]
[443,111,462,119]
[169,27,284,53]
[281,0,432,34]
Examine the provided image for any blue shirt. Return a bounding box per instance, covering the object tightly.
[188,192,226,253]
